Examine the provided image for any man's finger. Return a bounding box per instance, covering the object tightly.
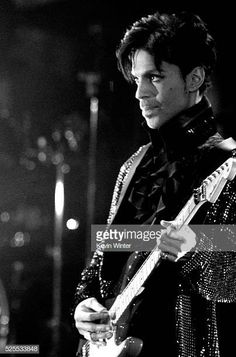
[84,297,108,313]
[76,321,111,333]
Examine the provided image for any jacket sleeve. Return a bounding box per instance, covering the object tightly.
[180,179,236,303]
[73,250,104,310]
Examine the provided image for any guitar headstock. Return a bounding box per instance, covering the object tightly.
[193,158,236,204]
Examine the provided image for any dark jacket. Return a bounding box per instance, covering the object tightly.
[74,97,236,356]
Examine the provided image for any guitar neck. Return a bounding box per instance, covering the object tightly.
[109,194,202,322]
[175,194,205,226]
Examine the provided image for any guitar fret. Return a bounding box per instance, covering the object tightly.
[175,196,195,226]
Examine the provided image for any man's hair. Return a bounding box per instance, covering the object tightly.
[116,11,217,93]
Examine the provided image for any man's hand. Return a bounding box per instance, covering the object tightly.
[158,220,197,262]
[74,297,113,345]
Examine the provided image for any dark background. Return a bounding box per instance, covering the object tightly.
[0,0,235,356]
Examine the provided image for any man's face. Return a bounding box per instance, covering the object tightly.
[131,49,193,129]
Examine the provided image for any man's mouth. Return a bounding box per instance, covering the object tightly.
[141,106,159,115]
[141,104,159,111]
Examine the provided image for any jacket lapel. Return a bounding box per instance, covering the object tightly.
[109,143,151,224]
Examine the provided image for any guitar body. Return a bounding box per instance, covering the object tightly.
[80,294,144,357]
[82,334,143,357]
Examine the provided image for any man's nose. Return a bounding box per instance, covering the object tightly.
[135,80,154,100]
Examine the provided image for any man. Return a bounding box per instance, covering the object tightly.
[73,11,236,356]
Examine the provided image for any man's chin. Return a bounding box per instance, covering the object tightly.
[144,117,160,129]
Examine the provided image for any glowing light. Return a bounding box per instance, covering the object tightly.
[38,152,47,162]
[0,315,9,325]
[55,178,64,217]
[10,232,30,247]
[0,212,10,222]
[37,136,47,148]
[66,219,79,230]
[90,97,98,113]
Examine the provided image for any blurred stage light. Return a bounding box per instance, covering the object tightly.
[38,152,47,162]
[55,178,64,218]
[0,212,10,223]
[66,218,79,230]
[37,136,47,149]
[10,232,30,247]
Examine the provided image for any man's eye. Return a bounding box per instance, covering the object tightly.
[150,75,163,82]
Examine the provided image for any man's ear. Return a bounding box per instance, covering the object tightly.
[186,67,205,92]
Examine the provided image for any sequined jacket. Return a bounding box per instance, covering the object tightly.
[74,98,236,357]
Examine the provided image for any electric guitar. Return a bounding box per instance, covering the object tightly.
[81,157,236,357]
